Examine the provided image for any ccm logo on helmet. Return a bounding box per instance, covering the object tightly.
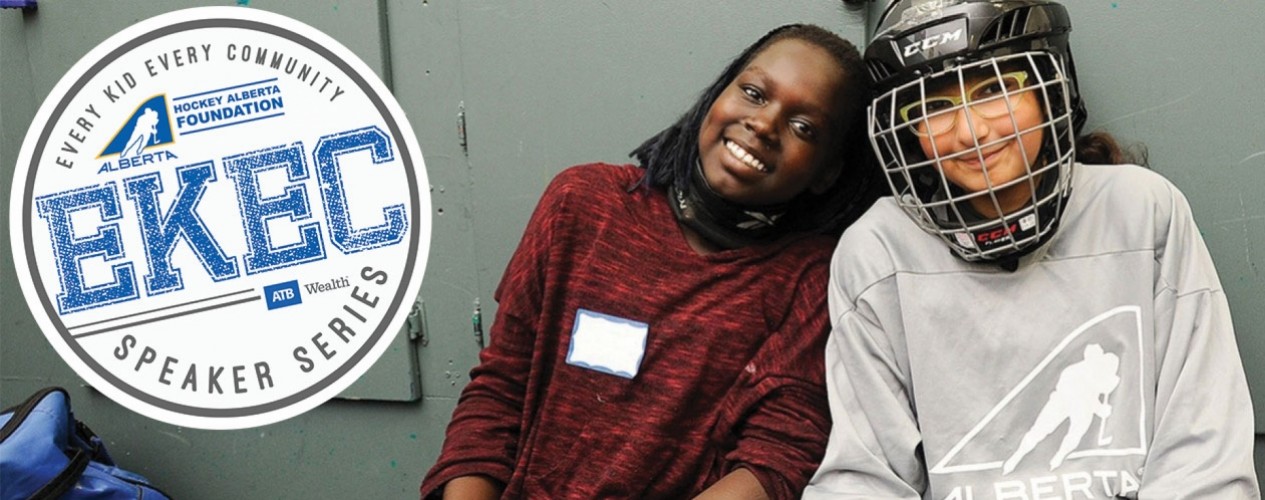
[903,28,964,57]
[978,222,1019,244]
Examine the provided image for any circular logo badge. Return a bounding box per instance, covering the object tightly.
[9,7,431,429]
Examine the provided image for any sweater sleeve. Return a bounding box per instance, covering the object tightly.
[419,170,571,499]
[804,245,924,499]
[1137,182,1259,497]
[717,255,834,500]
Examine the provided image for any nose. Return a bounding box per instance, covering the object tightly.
[744,105,780,145]
[953,105,991,146]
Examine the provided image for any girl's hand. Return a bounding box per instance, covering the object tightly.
[441,475,503,500]
[693,468,770,500]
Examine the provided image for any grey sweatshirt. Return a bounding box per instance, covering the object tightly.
[805,164,1258,499]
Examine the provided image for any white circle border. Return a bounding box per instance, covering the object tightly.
[8,6,432,430]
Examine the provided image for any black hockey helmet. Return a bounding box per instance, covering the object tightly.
[865,0,1086,263]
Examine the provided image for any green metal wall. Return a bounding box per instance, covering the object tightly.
[1,1,1261,497]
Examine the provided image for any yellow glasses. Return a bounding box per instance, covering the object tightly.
[899,71,1031,137]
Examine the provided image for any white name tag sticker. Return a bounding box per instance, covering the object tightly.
[566,309,648,379]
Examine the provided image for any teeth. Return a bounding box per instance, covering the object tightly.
[726,140,767,172]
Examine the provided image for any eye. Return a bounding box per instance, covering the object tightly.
[973,78,1007,99]
[969,74,1024,102]
[903,97,956,121]
[923,98,956,113]
[790,119,817,140]
[741,85,766,104]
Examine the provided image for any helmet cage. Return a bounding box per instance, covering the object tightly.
[869,52,1076,261]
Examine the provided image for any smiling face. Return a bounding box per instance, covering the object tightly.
[697,38,847,207]
[915,68,1045,218]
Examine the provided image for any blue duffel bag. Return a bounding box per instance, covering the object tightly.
[0,387,172,499]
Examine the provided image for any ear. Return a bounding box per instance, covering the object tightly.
[809,162,843,195]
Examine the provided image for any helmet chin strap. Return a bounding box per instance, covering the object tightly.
[668,160,791,250]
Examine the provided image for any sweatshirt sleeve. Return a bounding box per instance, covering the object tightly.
[719,260,834,500]
[1138,182,1259,497]
[419,170,571,499]
[804,244,925,499]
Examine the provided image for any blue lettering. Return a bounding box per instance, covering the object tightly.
[223,143,326,274]
[34,125,409,312]
[313,126,407,253]
[34,183,140,313]
[123,162,239,295]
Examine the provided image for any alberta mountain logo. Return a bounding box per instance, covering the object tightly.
[99,95,175,158]
[929,306,1148,500]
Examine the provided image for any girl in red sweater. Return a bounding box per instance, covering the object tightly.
[422,24,879,499]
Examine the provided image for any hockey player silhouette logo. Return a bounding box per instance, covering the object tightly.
[98,95,175,158]
[122,108,159,157]
[1002,344,1121,474]
[929,306,1146,477]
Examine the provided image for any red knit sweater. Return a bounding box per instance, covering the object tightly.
[420,164,834,499]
